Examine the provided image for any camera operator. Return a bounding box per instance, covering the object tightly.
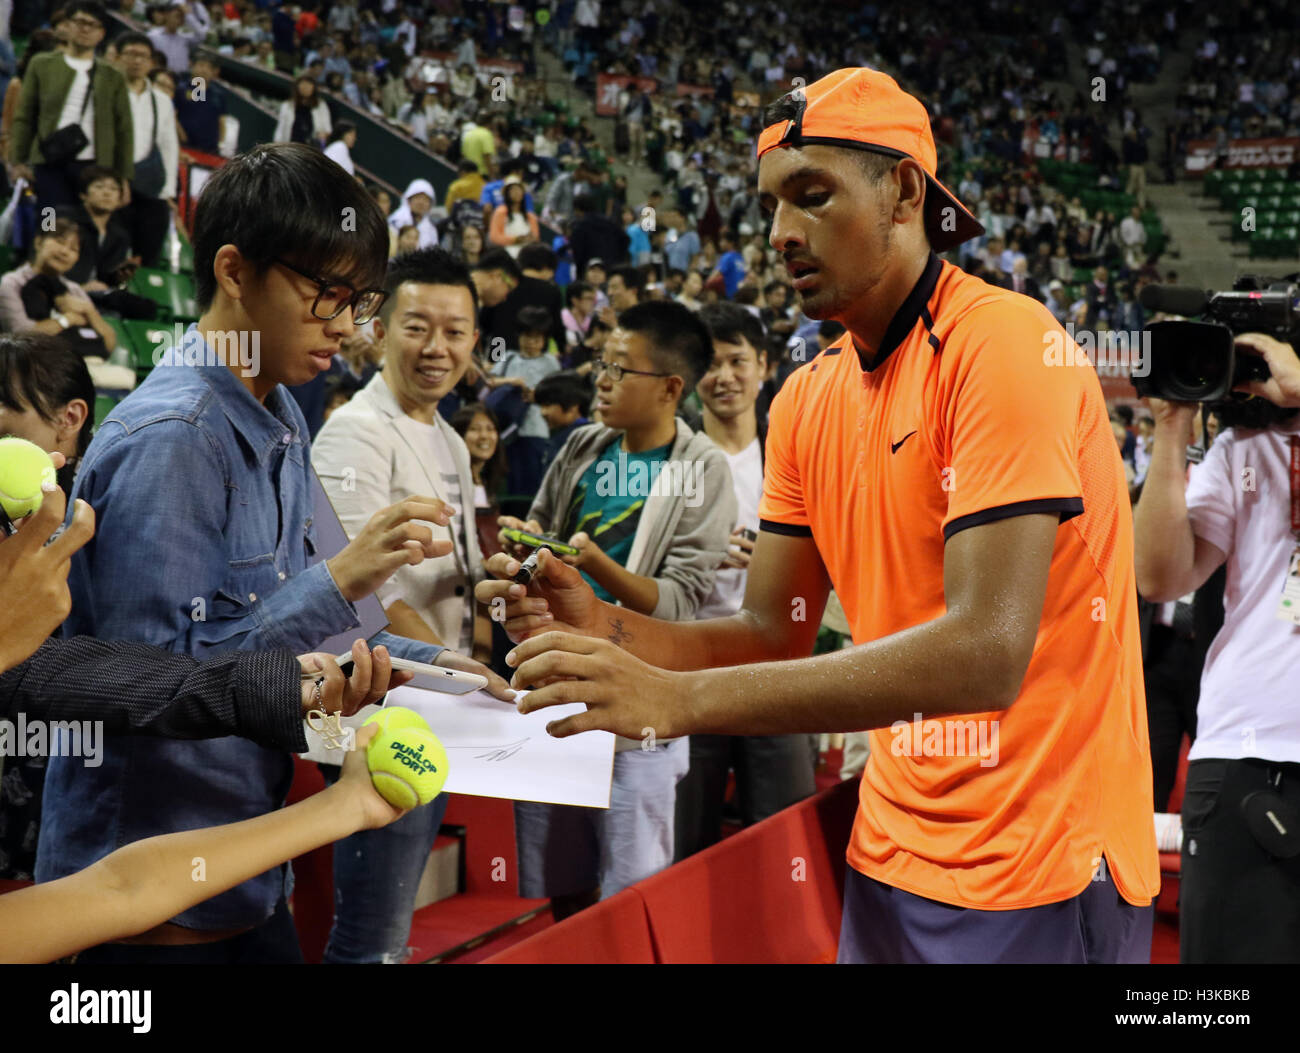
[1134,331,1300,963]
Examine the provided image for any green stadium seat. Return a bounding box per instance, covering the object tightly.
[93,393,120,427]
[129,267,197,320]
[1260,168,1285,184]
[1248,227,1275,258]
[121,319,176,375]
[1203,170,1225,195]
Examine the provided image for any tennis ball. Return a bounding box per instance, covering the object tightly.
[365,712,449,809]
[362,705,430,736]
[0,437,56,520]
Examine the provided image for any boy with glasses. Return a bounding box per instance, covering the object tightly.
[37,143,466,964]
[496,299,735,919]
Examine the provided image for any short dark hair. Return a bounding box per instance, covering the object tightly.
[32,210,80,245]
[192,142,388,311]
[65,0,107,27]
[616,300,714,397]
[533,370,591,411]
[515,304,552,337]
[699,301,766,356]
[114,29,151,52]
[607,265,645,295]
[573,193,596,214]
[381,246,479,322]
[458,158,479,175]
[78,164,120,194]
[516,243,556,273]
[566,280,593,306]
[0,334,96,457]
[328,119,356,144]
[470,246,521,282]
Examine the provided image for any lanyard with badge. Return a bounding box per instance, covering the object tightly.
[1280,435,1300,626]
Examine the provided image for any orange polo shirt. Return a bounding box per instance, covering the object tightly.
[759,253,1159,910]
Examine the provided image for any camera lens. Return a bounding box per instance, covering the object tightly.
[1168,344,1229,400]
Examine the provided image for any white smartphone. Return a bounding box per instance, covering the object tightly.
[333,651,487,695]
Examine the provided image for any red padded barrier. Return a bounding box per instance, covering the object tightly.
[634,778,859,963]
[286,756,334,964]
[479,887,655,963]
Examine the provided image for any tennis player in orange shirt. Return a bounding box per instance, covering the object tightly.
[478,68,1159,963]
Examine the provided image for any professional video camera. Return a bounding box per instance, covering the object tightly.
[1134,275,1300,403]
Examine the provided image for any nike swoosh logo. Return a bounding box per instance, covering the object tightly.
[890,431,917,454]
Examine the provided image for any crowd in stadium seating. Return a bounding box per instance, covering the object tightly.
[12,0,1296,969]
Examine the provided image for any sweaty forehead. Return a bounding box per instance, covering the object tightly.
[757,146,845,195]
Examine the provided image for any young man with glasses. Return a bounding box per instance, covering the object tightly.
[311,247,515,963]
[9,1,133,210]
[496,299,735,920]
[37,143,467,964]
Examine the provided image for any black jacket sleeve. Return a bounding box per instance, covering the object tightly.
[0,637,307,752]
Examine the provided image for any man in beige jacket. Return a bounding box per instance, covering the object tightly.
[312,246,509,963]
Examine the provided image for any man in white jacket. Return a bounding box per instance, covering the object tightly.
[312,246,510,963]
[387,177,440,249]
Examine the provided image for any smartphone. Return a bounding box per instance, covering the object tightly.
[333,652,487,695]
[500,527,580,556]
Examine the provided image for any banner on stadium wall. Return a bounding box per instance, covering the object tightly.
[596,74,658,115]
[594,75,715,115]
[1184,136,1300,173]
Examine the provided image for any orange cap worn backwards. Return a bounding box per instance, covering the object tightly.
[756,68,984,253]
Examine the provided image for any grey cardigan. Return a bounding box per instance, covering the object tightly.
[528,418,737,623]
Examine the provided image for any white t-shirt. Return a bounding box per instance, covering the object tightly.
[405,418,474,654]
[324,139,354,175]
[695,437,762,620]
[57,55,96,162]
[1186,419,1300,763]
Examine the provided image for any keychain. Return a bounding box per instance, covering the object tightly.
[304,675,351,750]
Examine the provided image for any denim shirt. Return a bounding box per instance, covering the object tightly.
[36,343,439,930]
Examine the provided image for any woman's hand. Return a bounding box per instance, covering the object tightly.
[0,483,95,673]
[297,638,414,719]
[434,647,516,701]
[720,528,755,570]
[332,723,407,830]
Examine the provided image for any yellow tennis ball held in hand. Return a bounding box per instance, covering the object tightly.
[363,706,449,809]
[0,437,56,520]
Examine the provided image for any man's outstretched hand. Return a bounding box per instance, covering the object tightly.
[504,631,691,741]
[476,546,603,643]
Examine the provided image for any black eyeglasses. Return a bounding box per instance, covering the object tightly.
[593,359,673,383]
[272,258,388,326]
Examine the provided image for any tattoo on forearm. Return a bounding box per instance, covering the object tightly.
[607,618,633,647]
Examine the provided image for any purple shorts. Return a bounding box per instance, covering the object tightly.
[837,864,1153,964]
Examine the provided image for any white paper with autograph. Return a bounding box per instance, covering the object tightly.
[301,686,615,808]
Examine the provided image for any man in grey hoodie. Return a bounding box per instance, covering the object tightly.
[498,299,736,919]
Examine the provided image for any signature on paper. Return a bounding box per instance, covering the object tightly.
[447,737,529,762]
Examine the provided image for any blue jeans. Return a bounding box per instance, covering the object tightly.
[318,763,449,964]
[514,738,690,899]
